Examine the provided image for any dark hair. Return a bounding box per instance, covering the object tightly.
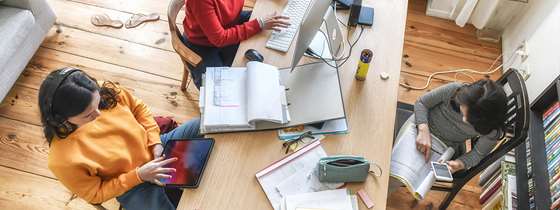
[38,68,120,144]
[454,79,508,135]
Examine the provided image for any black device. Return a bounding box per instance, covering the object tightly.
[348,0,362,27]
[358,6,374,26]
[160,138,215,188]
[335,0,352,9]
[244,49,264,62]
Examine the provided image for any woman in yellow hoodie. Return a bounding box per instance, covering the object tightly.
[38,67,200,210]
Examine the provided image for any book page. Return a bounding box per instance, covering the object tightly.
[203,67,250,129]
[246,61,285,124]
[390,120,455,200]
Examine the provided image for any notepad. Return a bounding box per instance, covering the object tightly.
[256,140,343,210]
[201,62,290,133]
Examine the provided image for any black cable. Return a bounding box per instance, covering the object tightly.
[307,25,364,70]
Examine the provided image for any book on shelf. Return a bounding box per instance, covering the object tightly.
[543,102,560,128]
[482,191,503,210]
[479,157,504,187]
[482,171,502,191]
[480,177,502,204]
[543,102,560,119]
[500,160,516,210]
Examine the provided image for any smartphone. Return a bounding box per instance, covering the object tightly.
[431,162,453,182]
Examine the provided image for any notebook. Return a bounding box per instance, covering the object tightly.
[200,61,346,134]
[255,140,343,210]
[200,61,290,133]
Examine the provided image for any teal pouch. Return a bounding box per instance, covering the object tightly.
[318,155,381,183]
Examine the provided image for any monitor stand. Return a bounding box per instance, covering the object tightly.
[305,6,343,61]
[307,32,332,59]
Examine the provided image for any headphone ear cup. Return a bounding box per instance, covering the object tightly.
[55,121,75,138]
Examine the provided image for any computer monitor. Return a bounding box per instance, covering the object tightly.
[291,0,342,70]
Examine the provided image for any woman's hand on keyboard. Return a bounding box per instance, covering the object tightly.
[259,12,290,31]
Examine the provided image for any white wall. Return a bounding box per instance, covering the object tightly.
[502,0,560,103]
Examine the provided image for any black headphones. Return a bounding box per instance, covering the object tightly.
[44,67,82,134]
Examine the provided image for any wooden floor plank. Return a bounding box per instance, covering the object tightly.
[0,47,199,126]
[0,117,51,178]
[397,72,449,104]
[65,0,184,24]
[42,25,184,80]
[66,0,255,25]
[387,187,482,210]
[50,0,175,52]
[401,44,501,82]
[405,20,500,61]
[0,165,111,210]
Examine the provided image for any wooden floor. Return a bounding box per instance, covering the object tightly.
[0,0,500,209]
[388,0,501,210]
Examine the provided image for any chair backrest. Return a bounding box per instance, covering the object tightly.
[454,69,530,180]
[167,0,202,66]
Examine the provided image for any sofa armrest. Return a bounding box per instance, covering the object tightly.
[1,0,56,31]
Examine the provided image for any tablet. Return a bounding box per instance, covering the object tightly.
[161,138,214,188]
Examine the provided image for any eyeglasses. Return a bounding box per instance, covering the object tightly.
[282,131,317,154]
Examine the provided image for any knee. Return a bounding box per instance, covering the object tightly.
[184,118,202,138]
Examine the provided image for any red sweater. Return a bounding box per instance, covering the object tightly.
[184,0,262,47]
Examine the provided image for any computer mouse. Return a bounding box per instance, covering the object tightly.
[244,49,264,62]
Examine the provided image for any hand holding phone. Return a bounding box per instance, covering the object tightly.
[431,161,453,182]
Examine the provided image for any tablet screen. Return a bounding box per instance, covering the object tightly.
[161,138,214,187]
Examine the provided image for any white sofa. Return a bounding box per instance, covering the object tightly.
[0,0,55,102]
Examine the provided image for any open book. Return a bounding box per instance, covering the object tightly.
[390,127,455,200]
[200,62,290,133]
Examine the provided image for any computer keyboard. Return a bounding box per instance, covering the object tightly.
[265,0,312,52]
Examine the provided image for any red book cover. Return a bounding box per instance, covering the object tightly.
[544,102,560,119]
[479,179,502,204]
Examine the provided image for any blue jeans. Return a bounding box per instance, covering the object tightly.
[182,11,252,89]
[116,119,202,210]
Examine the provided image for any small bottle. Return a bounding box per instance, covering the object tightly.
[355,49,374,81]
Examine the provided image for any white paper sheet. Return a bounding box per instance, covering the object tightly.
[284,189,353,210]
[247,61,284,124]
[256,143,343,210]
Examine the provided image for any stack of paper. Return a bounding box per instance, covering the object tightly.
[256,141,343,210]
[282,189,358,210]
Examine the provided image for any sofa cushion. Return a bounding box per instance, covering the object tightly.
[0,6,35,72]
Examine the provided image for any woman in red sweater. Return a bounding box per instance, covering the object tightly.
[183,0,290,89]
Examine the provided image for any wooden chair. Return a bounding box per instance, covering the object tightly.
[393,69,530,210]
[167,0,202,91]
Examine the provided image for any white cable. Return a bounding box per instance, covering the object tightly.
[400,51,519,90]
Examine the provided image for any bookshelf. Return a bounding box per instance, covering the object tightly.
[516,75,560,210]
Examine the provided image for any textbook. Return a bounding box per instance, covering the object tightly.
[390,134,455,200]
[200,61,346,134]
[200,62,290,133]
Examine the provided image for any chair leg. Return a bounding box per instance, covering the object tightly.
[438,186,460,210]
[181,66,189,91]
[92,204,108,210]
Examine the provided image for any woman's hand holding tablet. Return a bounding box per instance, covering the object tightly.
[160,138,215,188]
